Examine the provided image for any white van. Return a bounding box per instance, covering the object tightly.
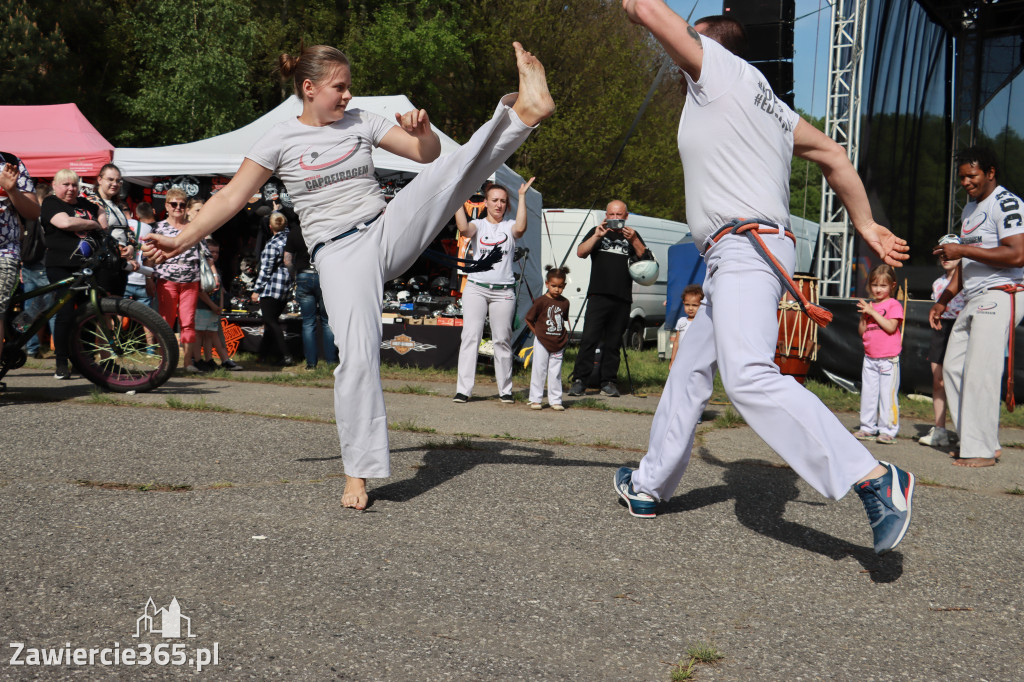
[540,208,693,348]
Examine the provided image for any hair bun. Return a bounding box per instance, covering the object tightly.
[279,53,300,78]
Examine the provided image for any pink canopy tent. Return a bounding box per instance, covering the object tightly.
[0,103,113,178]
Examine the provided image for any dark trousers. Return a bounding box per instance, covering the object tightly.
[46,266,86,365]
[572,294,630,385]
[258,296,290,360]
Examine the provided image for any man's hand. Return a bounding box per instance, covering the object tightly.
[933,242,965,261]
[858,221,909,267]
[595,220,611,239]
[395,109,433,138]
[928,303,946,331]
[622,226,638,241]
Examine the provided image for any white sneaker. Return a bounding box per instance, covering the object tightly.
[919,426,949,447]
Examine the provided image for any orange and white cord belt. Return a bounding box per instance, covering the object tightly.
[708,219,833,328]
[990,283,1024,412]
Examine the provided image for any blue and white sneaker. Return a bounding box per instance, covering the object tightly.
[855,460,915,554]
[614,467,656,518]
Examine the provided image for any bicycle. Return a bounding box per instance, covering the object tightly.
[1,232,178,393]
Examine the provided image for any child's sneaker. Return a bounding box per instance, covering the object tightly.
[852,430,876,440]
[614,467,656,518]
[855,461,915,554]
[876,433,896,444]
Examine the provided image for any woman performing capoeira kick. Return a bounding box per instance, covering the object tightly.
[143,42,554,510]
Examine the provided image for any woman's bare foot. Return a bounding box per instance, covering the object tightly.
[342,476,369,510]
[952,457,996,468]
[511,42,555,126]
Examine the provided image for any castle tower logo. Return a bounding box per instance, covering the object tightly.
[133,598,196,639]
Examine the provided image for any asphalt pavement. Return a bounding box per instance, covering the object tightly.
[1,364,1022,680]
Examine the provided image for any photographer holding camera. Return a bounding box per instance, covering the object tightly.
[568,199,649,397]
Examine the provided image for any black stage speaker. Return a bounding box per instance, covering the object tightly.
[722,0,795,107]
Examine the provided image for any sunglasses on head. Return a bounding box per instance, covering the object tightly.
[167,201,185,208]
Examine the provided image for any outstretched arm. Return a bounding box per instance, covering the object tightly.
[512,177,535,239]
[622,0,704,81]
[793,118,909,267]
[143,159,272,261]
[379,109,442,163]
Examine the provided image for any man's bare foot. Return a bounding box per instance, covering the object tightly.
[950,449,1001,462]
[952,457,996,468]
[342,476,369,510]
[511,42,555,126]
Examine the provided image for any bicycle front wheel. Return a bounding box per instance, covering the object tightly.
[70,297,179,393]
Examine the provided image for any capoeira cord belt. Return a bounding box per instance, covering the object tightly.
[708,219,833,328]
[990,283,1024,412]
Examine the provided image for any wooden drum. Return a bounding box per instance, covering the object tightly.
[775,275,819,384]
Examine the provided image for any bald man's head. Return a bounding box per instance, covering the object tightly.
[606,201,628,220]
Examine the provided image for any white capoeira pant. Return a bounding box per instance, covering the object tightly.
[943,288,1024,459]
[859,356,900,438]
[632,232,879,502]
[316,95,535,479]
[457,282,516,397]
[528,343,564,405]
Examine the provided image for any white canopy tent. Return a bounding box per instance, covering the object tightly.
[113,95,543,328]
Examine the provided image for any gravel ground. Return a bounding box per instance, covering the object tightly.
[1,367,1022,680]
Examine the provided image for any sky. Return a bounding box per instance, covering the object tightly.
[665,0,831,116]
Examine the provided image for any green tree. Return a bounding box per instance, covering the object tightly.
[113,0,260,145]
[0,0,71,103]
[790,111,824,221]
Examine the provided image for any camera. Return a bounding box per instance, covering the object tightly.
[606,219,625,231]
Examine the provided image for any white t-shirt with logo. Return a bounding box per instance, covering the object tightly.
[678,36,800,248]
[467,218,516,285]
[959,185,1024,299]
[246,109,396,249]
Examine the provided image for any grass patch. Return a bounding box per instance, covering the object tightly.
[686,642,724,665]
[422,436,477,450]
[75,479,192,493]
[392,384,433,395]
[713,406,745,428]
[165,396,231,412]
[389,419,437,434]
[1006,486,1024,496]
[670,658,697,681]
[85,388,130,406]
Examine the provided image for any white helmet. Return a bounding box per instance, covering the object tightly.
[629,258,659,286]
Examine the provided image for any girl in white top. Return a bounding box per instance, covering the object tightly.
[453,179,533,402]
[144,42,554,510]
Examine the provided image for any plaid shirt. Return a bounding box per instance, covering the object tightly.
[253,229,292,300]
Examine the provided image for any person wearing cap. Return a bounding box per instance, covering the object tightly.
[567,199,650,398]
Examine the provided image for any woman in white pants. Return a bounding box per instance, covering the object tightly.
[453,178,534,403]
[144,42,554,510]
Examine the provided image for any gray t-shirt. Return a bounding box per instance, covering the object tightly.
[245,109,396,249]
[678,36,800,248]
[959,185,1024,299]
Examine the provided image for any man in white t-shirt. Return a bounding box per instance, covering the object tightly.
[614,1,916,556]
[930,146,1024,467]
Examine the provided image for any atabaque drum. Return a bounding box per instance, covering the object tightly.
[775,275,819,384]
